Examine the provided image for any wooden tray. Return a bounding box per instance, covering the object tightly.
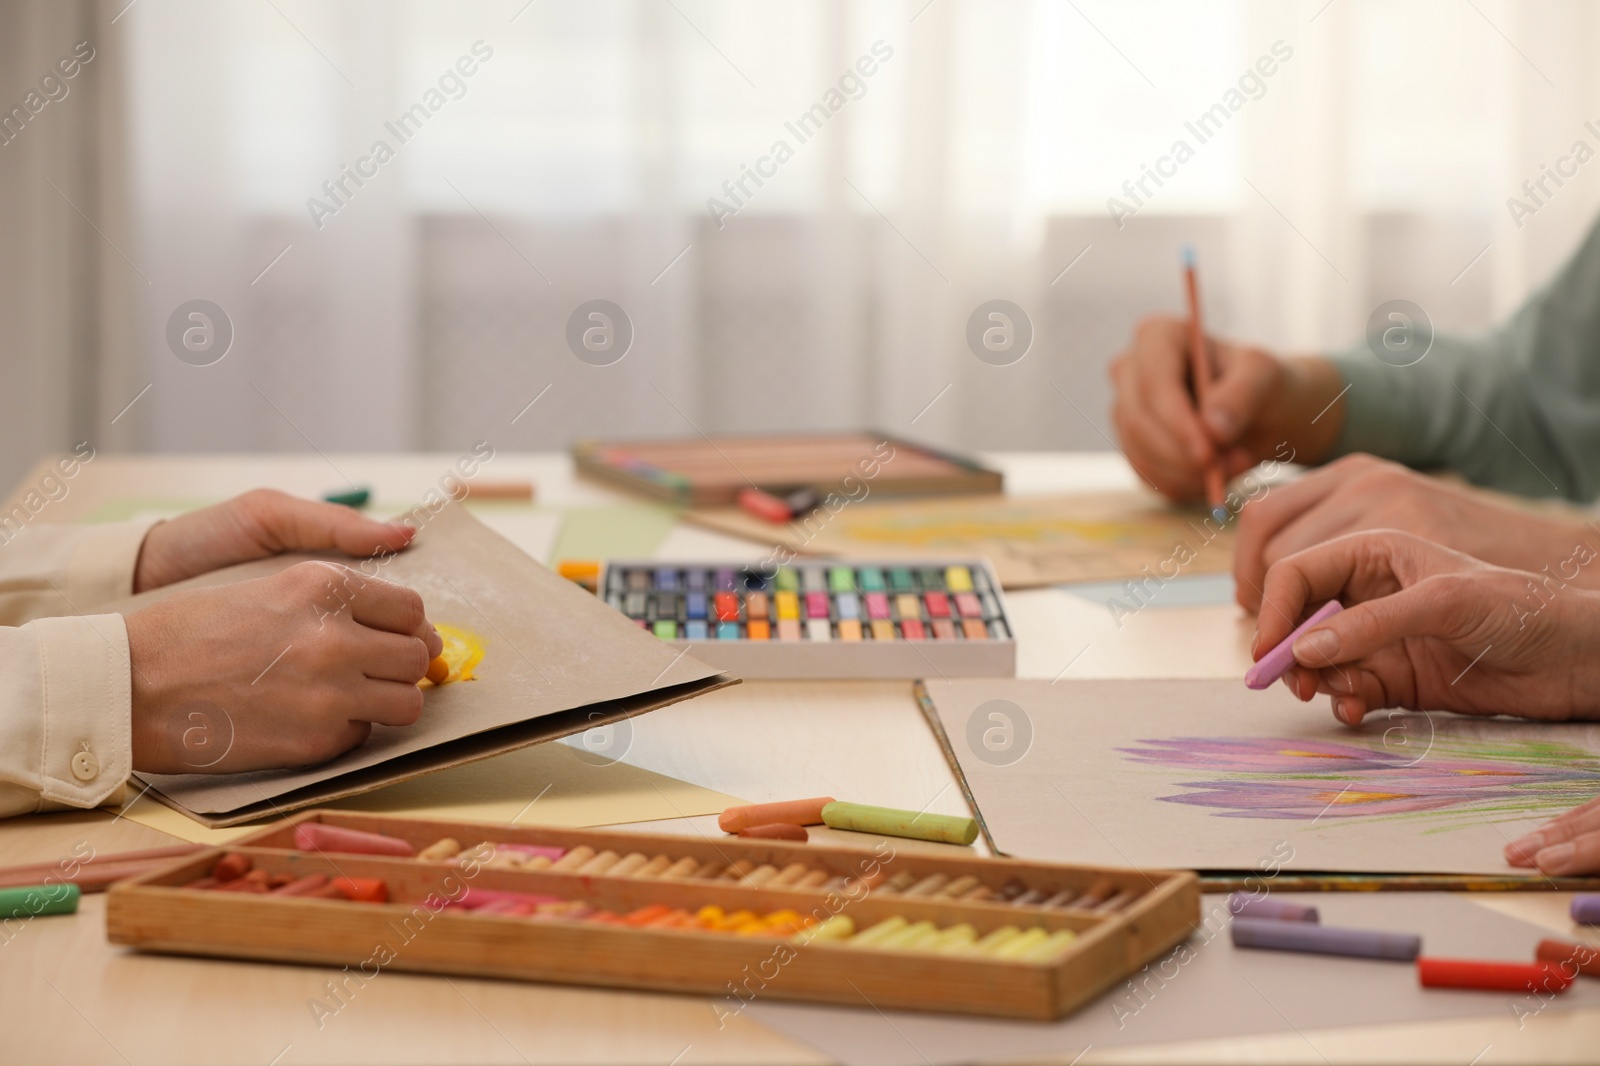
[106,811,1199,1020]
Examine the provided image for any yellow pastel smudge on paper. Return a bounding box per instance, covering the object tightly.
[1320,790,1412,806]
[428,623,486,684]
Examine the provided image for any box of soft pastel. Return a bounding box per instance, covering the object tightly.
[105,810,1198,1020]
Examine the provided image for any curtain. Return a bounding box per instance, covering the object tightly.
[11,0,1600,488]
[0,0,116,493]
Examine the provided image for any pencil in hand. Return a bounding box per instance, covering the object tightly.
[1181,246,1229,524]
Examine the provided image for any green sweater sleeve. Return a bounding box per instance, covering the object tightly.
[1328,217,1600,503]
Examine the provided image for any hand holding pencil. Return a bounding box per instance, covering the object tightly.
[1107,260,1348,505]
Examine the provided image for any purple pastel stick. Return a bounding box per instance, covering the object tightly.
[1571,894,1600,924]
[1230,917,1419,960]
[1227,892,1319,923]
[1245,600,1344,690]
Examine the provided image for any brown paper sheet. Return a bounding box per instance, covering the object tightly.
[108,503,734,826]
[683,491,1234,588]
[916,678,1600,875]
[116,743,744,846]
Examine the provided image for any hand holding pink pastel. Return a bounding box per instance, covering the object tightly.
[1244,599,1342,690]
[1252,530,1600,725]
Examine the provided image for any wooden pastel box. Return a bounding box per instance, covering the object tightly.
[107,811,1198,1020]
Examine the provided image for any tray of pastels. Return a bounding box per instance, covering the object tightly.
[106,811,1198,1020]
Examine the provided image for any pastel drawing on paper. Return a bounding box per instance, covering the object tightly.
[1118,735,1600,828]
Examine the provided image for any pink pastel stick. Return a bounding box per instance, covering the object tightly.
[493,844,567,861]
[1245,600,1343,690]
[456,888,565,911]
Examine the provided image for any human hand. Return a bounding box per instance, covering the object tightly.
[125,561,445,773]
[1505,797,1600,875]
[1233,454,1600,611]
[1253,530,1600,726]
[134,489,416,592]
[1108,315,1344,501]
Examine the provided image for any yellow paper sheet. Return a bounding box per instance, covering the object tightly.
[684,491,1235,589]
[117,743,745,846]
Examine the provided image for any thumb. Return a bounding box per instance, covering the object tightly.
[1289,579,1468,668]
[1201,347,1275,444]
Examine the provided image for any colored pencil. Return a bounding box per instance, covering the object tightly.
[0,844,203,892]
[1183,247,1227,522]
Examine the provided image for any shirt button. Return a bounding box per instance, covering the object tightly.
[71,750,99,782]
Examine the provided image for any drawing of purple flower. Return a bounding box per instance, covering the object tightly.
[1117,736,1600,822]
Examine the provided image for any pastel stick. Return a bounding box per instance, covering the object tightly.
[1230,916,1419,960]
[1571,894,1600,924]
[1227,892,1319,923]
[1245,600,1343,690]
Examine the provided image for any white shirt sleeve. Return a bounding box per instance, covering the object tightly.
[0,521,155,817]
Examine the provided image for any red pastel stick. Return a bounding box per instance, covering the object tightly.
[1418,957,1574,993]
[738,487,791,524]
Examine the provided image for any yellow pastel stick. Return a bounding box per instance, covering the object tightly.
[848,917,909,947]
[989,927,1052,959]
[796,915,856,943]
[925,923,978,953]
[876,920,938,949]
[972,926,1023,953]
[1018,929,1079,962]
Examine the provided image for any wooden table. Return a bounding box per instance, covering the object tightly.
[0,452,1593,1064]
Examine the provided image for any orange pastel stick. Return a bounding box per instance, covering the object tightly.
[718,797,836,834]
[1537,938,1600,978]
[737,823,809,842]
[332,877,389,903]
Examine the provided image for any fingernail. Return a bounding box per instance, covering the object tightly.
[1508,831,1544,856]
[1537,841,1575,871]
[1203,407,1235,439]
[1293,629,1340,662]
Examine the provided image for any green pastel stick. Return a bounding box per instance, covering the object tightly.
[821,801,979,846]
[0,882,80,920]
[322,487,371,508]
